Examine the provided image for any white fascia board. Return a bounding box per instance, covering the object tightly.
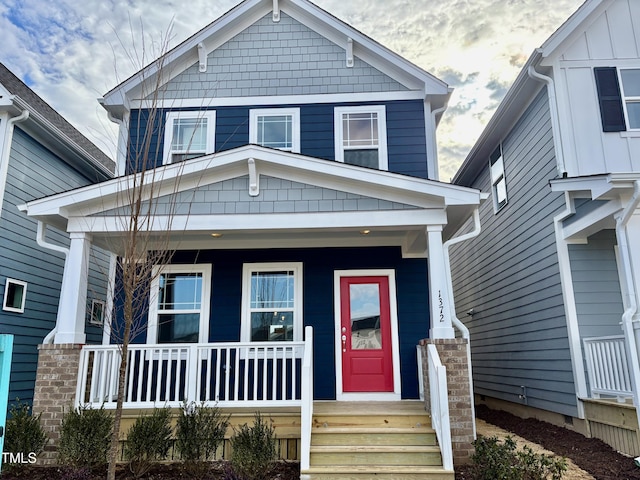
[285,0,448,94]
[561,197,621,241]
[67,209,448,234]
[22,145,481,221]
[538,0,608,61]
[101,0,269,109]
[131,90,425,110]
[551,173,640,200]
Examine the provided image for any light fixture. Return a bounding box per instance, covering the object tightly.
[210,233,223,238]
[360,229,371,235]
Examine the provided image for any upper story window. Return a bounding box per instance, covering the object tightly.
[163,111,216,164]
[490,145,507,212]
[148,264,212,343]
[334,106,388,170]
[241,263,303,343]
[620,69,640,129]
[249,108,300,152]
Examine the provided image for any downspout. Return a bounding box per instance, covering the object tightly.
[615,181,640,418]
[428,104,448,182]
[36,221,70,344]
[0,110,29,214]
[443,207,481,438]
[528,65,567,177]
[106,110,127,177]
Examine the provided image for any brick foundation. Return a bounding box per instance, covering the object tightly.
[419,338,474,465]
[32,344,83,464]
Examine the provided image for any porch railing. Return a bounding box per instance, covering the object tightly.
[427,344,453,471]
[584,335,634,401]
[76,337,310,409]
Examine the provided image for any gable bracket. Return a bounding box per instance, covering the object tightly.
[197,43,207,73]
[346,38,354,68]
[273,0,280,22]
[248,158,260,196]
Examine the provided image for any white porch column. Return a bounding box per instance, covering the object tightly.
[427,226,455,339]
[54,232,91,344]
[624,212,640,322]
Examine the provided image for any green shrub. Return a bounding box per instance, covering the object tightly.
[175,402,230,479]
[124,407,173,478]
[229,413,277,480]
[58,405,113,468]
[471,435,567,480]
[4,400,48,468]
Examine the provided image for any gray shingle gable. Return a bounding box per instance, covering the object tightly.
[96,174,418,216]
[154,13,409,100]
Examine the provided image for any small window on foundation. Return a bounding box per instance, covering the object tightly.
[89,300,105,325]
[3,279,27,313]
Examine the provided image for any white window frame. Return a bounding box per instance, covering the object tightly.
[249,108,300,152]
[619,68,640,130]
[334,105,388,170]
[241,262,303,343]
[490,144,507,212]
[89,299,105,326]
[162,111,216,165]
[3,278,27,313]
[148,264,212,344]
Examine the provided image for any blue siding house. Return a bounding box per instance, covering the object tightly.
[21,0,483,475]
[0,63,114,405]
[450,0,640,458]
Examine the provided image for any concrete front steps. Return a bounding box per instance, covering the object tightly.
[301,401,454,480]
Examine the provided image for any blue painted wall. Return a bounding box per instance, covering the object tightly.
[127,99,429,178]
[113,246,429,399]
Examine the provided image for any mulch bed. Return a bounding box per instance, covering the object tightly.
[0,461,300,480]
[456,404,640,480]
[4,406,640,479]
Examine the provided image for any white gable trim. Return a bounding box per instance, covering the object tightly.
[101,0,449,114]
[20,146,482,223]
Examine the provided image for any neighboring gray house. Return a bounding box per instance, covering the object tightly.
[0,63,114,405]
[451,0,640,456]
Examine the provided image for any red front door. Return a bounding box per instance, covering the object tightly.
[340,276,394,392]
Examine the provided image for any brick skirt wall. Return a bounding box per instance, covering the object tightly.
[419,338,474,465]
[32,344,83,464]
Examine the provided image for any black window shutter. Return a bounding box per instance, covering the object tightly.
[594,67,626,132]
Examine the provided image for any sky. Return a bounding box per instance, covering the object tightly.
[0,0,585,181]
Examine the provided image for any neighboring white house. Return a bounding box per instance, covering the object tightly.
[451,0,640,456]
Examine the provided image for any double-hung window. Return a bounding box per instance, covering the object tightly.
[249,108,300,152]
[334,106,388,170]
[148,265,211,343]
[620,69,640,130]
[241,263,303,342]
[163,111,215,164]
[490,145,507,212]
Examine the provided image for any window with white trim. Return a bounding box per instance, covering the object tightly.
[3,278,26,313]
[89,299,105,325]
[249,108,300,152]
[163,111,216,164]
[241,263,303,342]
[148,265,212,343]
[490,145,507,212]
[620,69,640,129]
[334,106,388,170]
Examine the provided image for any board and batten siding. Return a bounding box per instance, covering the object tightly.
[450,88,580,416]
[555,0,640,176]
[0,128,108,405]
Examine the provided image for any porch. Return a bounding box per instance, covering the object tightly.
[582,335,640,456]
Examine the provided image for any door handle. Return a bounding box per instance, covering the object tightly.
[342,334,347,352]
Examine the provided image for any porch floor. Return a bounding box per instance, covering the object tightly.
[303,400,453,480]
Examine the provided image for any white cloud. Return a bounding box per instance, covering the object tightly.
[0,0,584,178]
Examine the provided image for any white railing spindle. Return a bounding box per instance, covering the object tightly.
[584,335,633,400]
